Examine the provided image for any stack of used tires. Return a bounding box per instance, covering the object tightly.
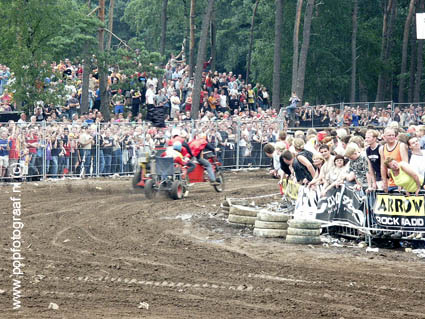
[253,210,289,238]
[286,220,322,244]
[228,205,257,225]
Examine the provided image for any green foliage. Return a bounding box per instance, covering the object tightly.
[0,0,99,110]
[0,0,421,109]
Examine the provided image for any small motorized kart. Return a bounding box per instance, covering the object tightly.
[132,147,166,192]
[144,157,189,200]
[142,151,225,200]
[186,151,225,193]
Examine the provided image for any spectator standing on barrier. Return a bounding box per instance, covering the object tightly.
[365,129,383,191]
[287,91,299,126]
[381,127,408,192]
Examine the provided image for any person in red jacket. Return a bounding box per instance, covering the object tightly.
[189,133,219,185]
[161,141,195,176]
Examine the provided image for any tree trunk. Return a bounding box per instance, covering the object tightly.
[81,51,90,114]
[414,0,425,102]
[350,0,358,103]
[408,16,417,102]
[246,0,260,83]
[106,0,114,50]
[210,5,217,73]
[98,0,110,121]
[272,0,284,110]
[189,0,196,77]
[191,0,215,119]
[376,0,397,102]
[295,0,314,102]
[291,0,303,93]
[160,0,168,56]
[399,0,416,103]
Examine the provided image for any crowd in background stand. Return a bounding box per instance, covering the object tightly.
[2,54,425,182]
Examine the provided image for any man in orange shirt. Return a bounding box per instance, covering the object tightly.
[380,127,408,192]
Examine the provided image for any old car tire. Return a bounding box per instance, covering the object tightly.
[253,228,287,238]
[285,234,321,245]
[254,220,288,230]
[228,214,256,225]
[257,210,290,222]
[228,205,258,217]
[287,228,321,236]
[288,220,321,230]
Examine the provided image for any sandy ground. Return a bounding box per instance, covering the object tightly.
[0,170,424,319]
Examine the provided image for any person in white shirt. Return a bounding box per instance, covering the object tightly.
[407,136,425,178]
[145,85,156,106]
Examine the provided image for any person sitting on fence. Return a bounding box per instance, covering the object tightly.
[383,156,424,197]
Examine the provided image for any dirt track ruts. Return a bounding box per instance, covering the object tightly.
[0,170,424,319]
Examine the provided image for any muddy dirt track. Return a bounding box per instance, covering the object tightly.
[0,170,424,319]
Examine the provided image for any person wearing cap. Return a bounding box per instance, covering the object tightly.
[188,133,220,185]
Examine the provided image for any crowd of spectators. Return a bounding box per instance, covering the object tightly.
[2,51,425,183]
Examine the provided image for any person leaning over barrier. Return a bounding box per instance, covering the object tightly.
[383,156,424,196]
[281,138,315,185]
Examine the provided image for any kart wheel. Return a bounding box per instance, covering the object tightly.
[170,181,184,200]
[144,179,157,199]
[132,167,144,192]
[213,172,225,193]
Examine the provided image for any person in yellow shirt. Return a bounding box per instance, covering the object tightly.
[383,156,424,196]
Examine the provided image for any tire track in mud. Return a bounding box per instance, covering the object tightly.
[21,272,425,318]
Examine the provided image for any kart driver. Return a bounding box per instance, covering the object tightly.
[161,141,195,175]
[188,133,220,185]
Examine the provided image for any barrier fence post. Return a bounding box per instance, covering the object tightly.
[42,121,46,181]
[236,119,240,169]
[96,122,100,177]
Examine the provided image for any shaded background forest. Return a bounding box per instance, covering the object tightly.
[1,0,424,109]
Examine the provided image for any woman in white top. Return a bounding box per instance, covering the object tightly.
[321,155,348,196]
[407,135,425,178]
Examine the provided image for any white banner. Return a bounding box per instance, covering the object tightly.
[417,13,425,39]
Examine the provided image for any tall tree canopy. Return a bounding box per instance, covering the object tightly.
[2,0,425,106]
